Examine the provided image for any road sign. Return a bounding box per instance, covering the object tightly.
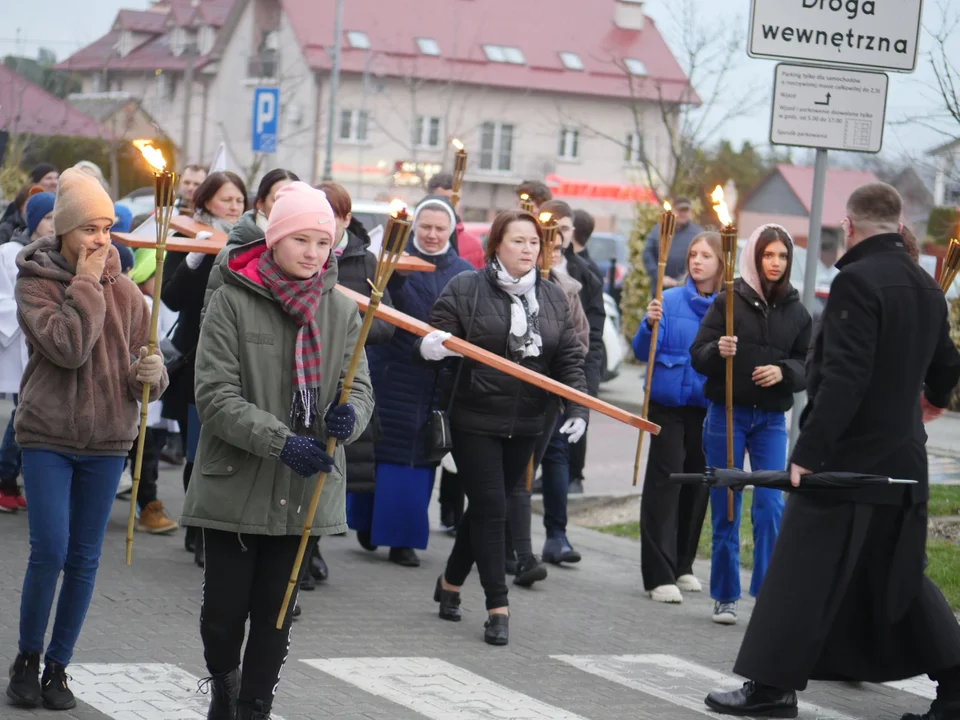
[749,0,924,72]
[770,63,888,153]
[252,87,279,154]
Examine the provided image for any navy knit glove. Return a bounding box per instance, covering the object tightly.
[324,396,356,441]
[279,436,334,478]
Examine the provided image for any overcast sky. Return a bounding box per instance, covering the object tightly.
[2,0,958,171]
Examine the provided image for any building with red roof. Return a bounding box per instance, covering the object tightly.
[57,0,694,228]
[0,64,108,140]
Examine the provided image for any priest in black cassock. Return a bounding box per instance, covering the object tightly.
[704,182,960,720]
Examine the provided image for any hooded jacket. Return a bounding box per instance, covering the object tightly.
[690,225,812,413]
[14,237,168,454]
[180,240,374,536]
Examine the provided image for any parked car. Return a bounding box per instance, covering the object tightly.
[116,187,156,218]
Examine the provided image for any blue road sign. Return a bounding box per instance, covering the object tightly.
[252,87,279,154]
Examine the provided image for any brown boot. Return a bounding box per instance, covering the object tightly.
[136,501,179,534]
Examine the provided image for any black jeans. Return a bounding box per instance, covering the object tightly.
[126,426,158,511]
[506,402,559,562]
[569,433,587,483]
[445,429,537,610]
[200,529,316,708]
[640,402,709,591]
[438,468,465,527]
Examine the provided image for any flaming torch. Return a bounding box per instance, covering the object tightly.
[538,211,558,280]
[450,138,467,210]
[276,200,413,628]
[939,237,960,293]
[519,193,535,213]
[712,185,738,522]
[632,200,677,487]
[126,140,177,565]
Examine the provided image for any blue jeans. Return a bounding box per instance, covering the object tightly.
[19,450,125,665]
[0,393,20,483]
[703,402,787,603]
[541,415,570,537]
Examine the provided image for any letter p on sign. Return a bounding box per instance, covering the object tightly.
[252,87,279,154]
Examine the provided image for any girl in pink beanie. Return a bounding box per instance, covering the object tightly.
[181,180,373,720]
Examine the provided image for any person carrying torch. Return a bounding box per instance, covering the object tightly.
[178,182,373,720]
[5,169,168,712]
[689,217,811,626]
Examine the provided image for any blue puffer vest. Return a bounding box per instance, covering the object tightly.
[632,277,715,409]
[366,240,473,466]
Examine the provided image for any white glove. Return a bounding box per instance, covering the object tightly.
[419,330,462,361]
[185,251,206,270]
[559,417,587,444]
[440,452,458,474]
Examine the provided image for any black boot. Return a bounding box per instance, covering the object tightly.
[356,530,378,551]
[6,651,41,707]
[484,614,509,646]
[236,699,271,719]
[300,571,316,591]
[513,555,547,588]
[185,526,197,553]
[704,681,798,718]
[40,661,76,711]
[433,575,461,622]
[388,547,420,567]
[204,668,239,720]
[309,545,329,582]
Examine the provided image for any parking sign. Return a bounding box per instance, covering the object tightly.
[252,87,279,154]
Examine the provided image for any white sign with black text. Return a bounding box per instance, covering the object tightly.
[749,0,924,72]
[770,63,888,153]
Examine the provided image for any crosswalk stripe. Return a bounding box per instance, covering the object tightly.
[70,663,286,720]
[553,654,858,720]
[884,677,937,699]
[301,657,590,719]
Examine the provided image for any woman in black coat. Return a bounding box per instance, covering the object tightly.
[690,224,811,626]
[419,209,588,646]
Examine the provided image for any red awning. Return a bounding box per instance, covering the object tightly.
[546,174,657,204]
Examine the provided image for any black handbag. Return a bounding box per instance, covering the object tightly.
[421,281,480,464]
[159,320,192,374]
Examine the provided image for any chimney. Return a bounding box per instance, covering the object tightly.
[614,0,645,31]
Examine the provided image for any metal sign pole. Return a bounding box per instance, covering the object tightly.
[789,147,828,452]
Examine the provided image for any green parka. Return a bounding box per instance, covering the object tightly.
[180,239,374,536]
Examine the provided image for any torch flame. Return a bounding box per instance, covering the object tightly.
[451,138,464,151]
[520,193,530,201]
[663,201,672,212]
[389,199,408,218]
[539,211,553,225]
[133,139,167,173]
[711,185,732,227]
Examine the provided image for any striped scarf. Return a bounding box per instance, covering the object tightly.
[258,249,325,429]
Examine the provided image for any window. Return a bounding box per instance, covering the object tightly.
[558,128,580,160]
[414,115,442,149]
[170,27,186,56]
[624,58,648,76]
[482,44,525,64]
[559,51,584,70]
[417,37,440,56]
[479,121,514,172]
[117,31,133,57]
[199,25,216,54]
[625,133,644,164]
[339,109,370,143]
[347,31,370,49]
[91,73,103,92]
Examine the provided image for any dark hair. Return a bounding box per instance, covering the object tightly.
[181,163,207,176]
[14,184,37,212]
[539,199,573,221]
[572,208,595,246]
[316,182,351,219]
[484,209,543,263]
[846,182,902,227]
[515,180,552,206]
[900,224,920,263]
[427,172,454,193]
[256,168,299,204]
[29,163,58,184]
[193,171,249,217]
[755,226,794,303]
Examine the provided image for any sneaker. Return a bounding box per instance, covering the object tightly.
[116,470,133,498]
[40,661,76,710]
[0,488,21,513]
[650,584,683,603]
[676,574,702,592]
[542,534,582,565]
[712,600,738,625]
[513,556,548,587]
[136,501,179,534]
[6,652,41,707]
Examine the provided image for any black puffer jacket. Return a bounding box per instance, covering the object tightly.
[426,269,588,437]
[690,278,811,413]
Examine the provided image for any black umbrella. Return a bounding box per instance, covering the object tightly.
[670,468,917,491]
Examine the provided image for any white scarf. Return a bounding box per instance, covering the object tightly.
[492,256,542,361]
[413,237,450,256]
